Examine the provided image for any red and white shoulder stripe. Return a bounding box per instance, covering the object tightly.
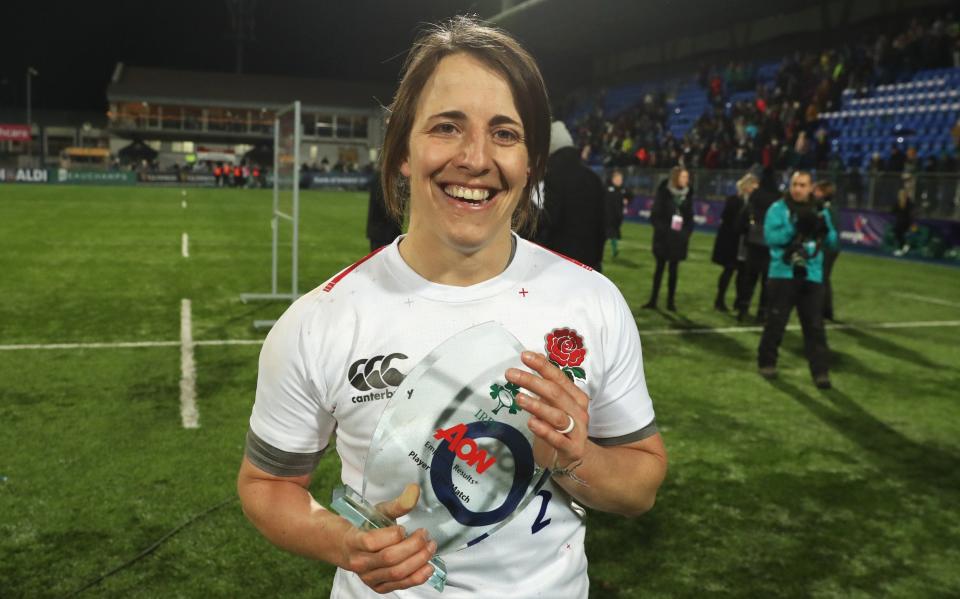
[321,245,388,293]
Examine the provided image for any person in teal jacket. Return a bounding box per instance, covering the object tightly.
[757,171,838,389]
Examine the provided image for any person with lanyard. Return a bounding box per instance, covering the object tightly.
[237,17,667,598]
[643,165,693,311]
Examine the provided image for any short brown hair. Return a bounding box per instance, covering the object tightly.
[379,16,551,234]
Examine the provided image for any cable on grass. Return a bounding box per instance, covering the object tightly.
[64,495,235,597]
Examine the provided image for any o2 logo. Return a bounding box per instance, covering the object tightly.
[430,421,535,528]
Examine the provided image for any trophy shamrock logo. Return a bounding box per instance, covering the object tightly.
[489,381,521,415]
[545,327,587,382]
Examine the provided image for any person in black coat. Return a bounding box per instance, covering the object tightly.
[643,166,694,311]
[538,121,606,271]
[366,167,401,251]
[711,173,757,311]
[735,167,778,322]
[891,188,915,256]
[604,170,630,258]
[814,180,840,320]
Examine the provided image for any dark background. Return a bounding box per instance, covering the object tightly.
[1,0,952,114]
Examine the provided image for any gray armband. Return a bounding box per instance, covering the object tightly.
[245,429,326,477]
[589,418,659,447]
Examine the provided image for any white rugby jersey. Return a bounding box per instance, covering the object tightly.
[249,233,656,599]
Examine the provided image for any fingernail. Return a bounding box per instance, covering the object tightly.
[427,540,437,553]
[516,394,529,407]
[522,351,536,360]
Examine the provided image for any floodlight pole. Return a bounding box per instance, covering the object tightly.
[26,67,38,155]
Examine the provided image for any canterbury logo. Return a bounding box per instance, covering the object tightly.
[348,353,407,391]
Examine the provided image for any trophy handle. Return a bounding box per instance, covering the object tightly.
[331,485,448,592]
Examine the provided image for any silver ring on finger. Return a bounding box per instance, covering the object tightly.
[555,414,575,435]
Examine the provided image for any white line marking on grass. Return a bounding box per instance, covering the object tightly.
[180,299,199,429]
[0,341,181,351]
[194,339,263,346]
[181,200,187,209]
[0,339,263,351]
[181,233,189,258]
[891,292,960,309]
[4,319,954,354]
[638,319,960,335]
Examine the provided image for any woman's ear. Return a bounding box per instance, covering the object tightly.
[401,158,411,178]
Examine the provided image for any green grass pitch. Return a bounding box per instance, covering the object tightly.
[1,185,958,598]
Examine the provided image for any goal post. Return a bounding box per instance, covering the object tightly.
[240,100,301,329]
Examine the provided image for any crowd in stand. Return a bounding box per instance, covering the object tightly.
[568,12,960,174]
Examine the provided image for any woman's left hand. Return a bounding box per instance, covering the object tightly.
[505,351,590,475]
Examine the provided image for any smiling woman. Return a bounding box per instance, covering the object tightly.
[380,17,551,240]
[237,15,666,599]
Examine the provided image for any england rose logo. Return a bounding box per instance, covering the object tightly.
[545,327,586,382]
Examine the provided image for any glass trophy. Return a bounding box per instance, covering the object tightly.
[332,322,552,592]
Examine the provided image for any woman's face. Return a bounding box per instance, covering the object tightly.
[401,53,529,253]
[677,170,690,189]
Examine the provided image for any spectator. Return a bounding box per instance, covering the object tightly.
[604,170,630,259]
[712,173,757,312]
[365,164,400,251]
[735,167,778,322]
[643,166,694,311]
[538,121,606,271]
[891,188,915,256]
[813,181,840,320]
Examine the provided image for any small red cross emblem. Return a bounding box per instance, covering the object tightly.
[518,288,529,297]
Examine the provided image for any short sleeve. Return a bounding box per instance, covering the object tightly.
[587,286,656,444]
[249,300,337,455]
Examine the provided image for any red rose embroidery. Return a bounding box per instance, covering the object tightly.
[545,328,586,367]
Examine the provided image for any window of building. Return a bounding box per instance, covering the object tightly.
[335,115,351,138]
[352,116,368,139]
[171,141,195,153]
[183,106,203,131]
[315,114,333,138]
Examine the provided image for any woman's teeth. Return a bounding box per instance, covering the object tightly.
[443,185,492,202]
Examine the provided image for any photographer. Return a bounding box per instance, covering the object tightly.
[757,171,838,389]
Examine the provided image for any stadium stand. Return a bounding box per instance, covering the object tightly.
[564,12,960,176]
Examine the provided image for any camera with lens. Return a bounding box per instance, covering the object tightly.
[783,201,828,279]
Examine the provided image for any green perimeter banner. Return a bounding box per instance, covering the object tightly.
[54,169,137,185]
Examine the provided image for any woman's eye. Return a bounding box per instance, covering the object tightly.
[494,129,520,143]
[431,123,458,135]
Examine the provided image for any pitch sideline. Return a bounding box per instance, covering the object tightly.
[180,299,198,429]
[2,319,958,351]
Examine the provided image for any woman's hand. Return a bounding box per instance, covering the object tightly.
[505,351,590,478]
[339,483,437,594]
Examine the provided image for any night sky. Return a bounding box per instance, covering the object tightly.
[1,0,512,113]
